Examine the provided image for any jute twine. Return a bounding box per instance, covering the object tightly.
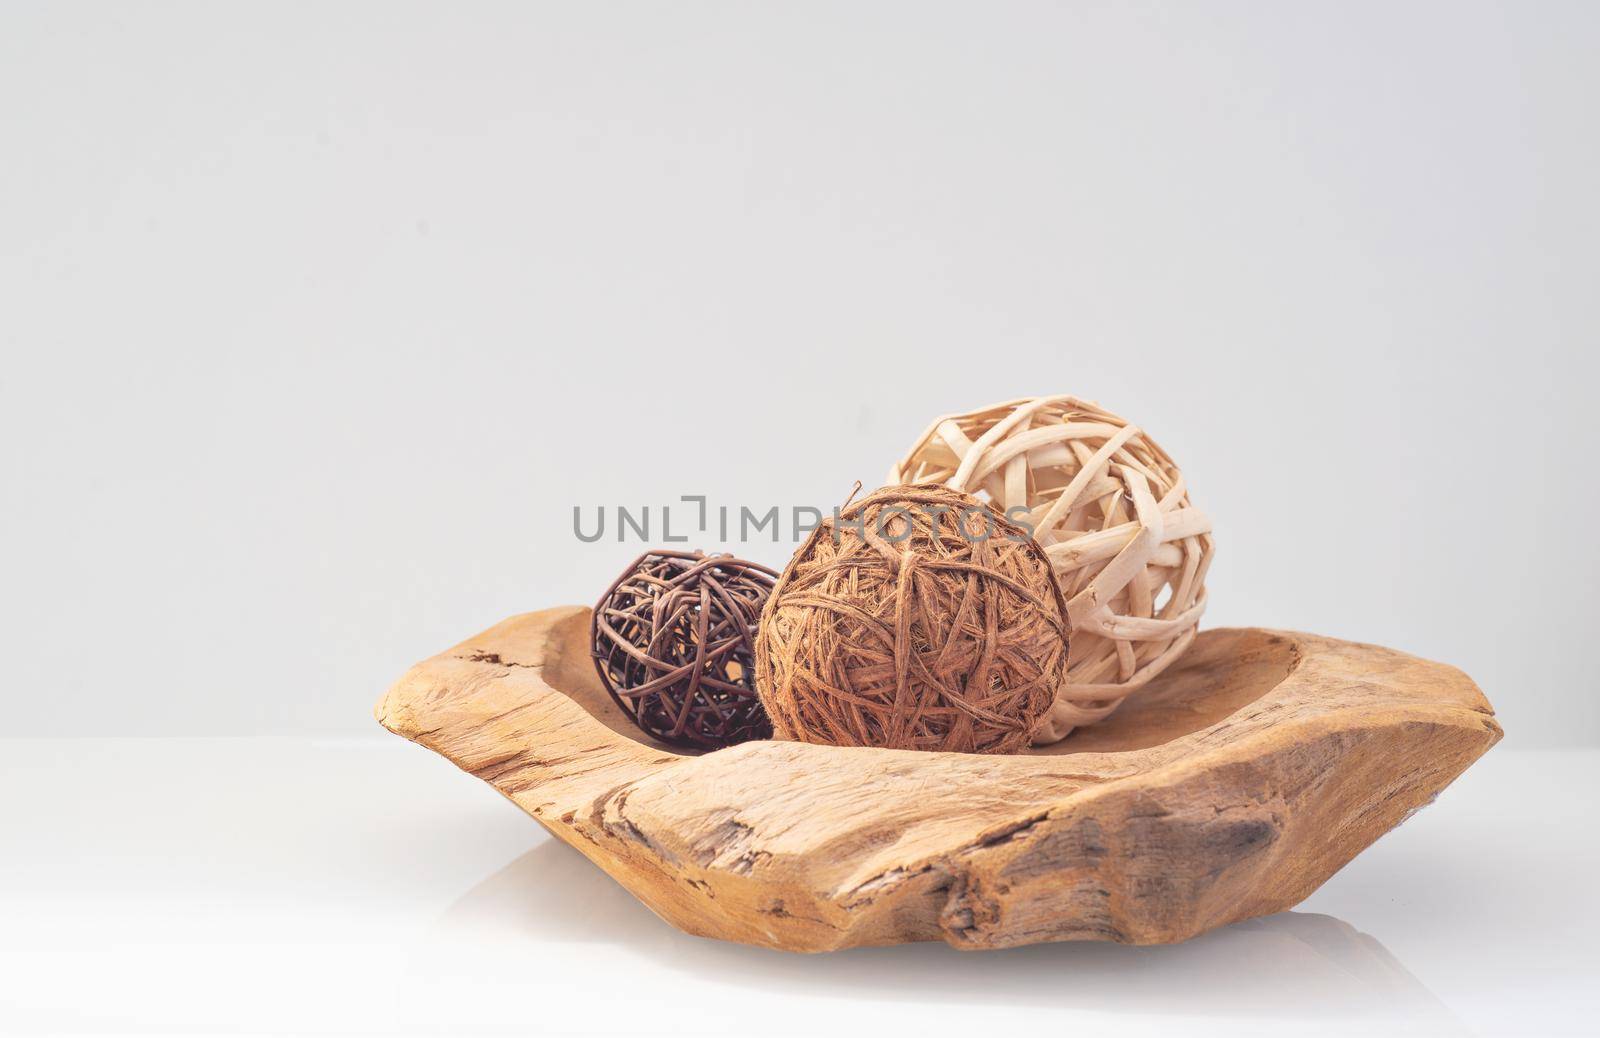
[754,484,1069,755]
[591,550,778,749]
[889,396,1214,743]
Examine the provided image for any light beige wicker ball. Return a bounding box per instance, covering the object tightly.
[888,395,1214,744]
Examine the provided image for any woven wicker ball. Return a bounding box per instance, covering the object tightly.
[754,484,1070,755]
[591,550,777,749]
[889,395,1214,743]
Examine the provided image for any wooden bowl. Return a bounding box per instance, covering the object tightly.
[375,607,1499,952]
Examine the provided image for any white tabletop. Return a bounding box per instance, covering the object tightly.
[3,738,1594,1036]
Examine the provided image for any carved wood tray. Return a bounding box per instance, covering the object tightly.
[375,607,1499,952]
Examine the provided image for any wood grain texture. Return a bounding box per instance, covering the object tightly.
[375,607,1500,952]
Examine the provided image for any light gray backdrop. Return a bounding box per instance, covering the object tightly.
[3,1,1595,744]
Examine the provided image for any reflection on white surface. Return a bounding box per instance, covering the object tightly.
[0,739,1595,1035]
[420,841,1464,1031]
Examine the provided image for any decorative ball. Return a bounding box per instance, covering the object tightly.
[888,395,1214,743]
[591,550,778,749]
[754,484,1070,755]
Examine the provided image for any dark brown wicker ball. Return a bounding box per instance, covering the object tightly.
[591,550,778,749]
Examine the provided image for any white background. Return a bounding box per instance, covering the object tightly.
[4,4,1600,1035]
[2,1,1596,744]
